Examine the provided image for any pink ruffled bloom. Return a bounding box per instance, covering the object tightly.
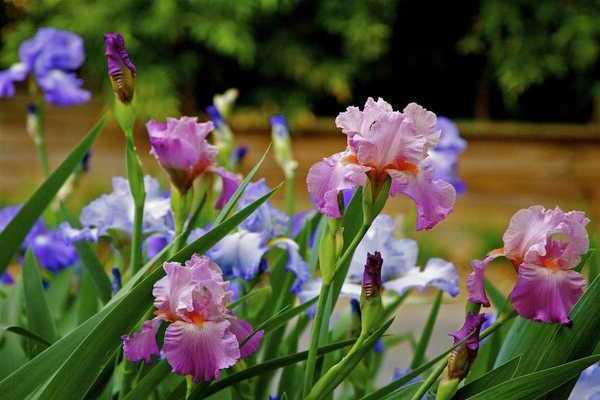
[307,98,456,230]
[121,255,263,382]
[467,206,589,325]
[146,117,240,204]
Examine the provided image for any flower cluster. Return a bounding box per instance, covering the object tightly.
[121,255,263,382]
[0,28,90,105]
[468,205,589,325]
[307,98,456,230]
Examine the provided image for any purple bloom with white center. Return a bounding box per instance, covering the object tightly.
[467,205,589,325]
[428,117,467,194]
[298,213,459,306]
[70,176,173,241]
[121,255,263,382]
[570,363,600,400]
[104,32,136,103]
[307,98,456,230]
[146,116,240,199]
[0,28,90,106]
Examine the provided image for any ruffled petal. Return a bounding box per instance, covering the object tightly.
[384,258,459,297]
[335,97,393,138]
[122,319,160,363]
[163,320,240,382]
[211,167,241,210]
[510,264,585,325]
[227,318,263,358]
[389,161,456,231]
[402,102,440,151]
[502,206,589,269]
[36,69,91,106]
[353,111,427,169]
[466,253,501,307]
[307,151,369,218]
[209,231,268,281]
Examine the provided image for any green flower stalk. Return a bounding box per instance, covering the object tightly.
[206,105,236,170]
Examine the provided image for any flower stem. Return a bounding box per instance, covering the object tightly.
[130,201,144,274]
[410,359,447,400]
[30,100,50,176]
[302,281,331,397]
[411,290,444,369]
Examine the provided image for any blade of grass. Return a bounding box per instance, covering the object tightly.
[3,326,51,347]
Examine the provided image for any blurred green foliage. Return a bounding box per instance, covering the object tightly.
[460,1,600,106]
[1,0,397,118]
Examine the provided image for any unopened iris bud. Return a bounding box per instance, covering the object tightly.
[104,32,136,104]
[270,115,298,178]
[206,105,235,169]
[360,252,384,333]
[213,88,238,118]
[447,312,485,378]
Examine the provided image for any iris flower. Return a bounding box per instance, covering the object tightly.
[467,206,589,325]
[307,98,456,230]
[146,116,240,199]
[121,254,263,382]
[0,28,90,105]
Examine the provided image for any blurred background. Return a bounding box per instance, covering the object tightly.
[0,0,600,365]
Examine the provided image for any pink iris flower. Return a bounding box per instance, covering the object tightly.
[467,206,589,325]
[146,116,240,204]
[306,97,456,230]
[121,255,263,382]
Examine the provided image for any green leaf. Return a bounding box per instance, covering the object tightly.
[76,268,99,324]
[3,326,51,347]
[484,278,513,315]
[307,318,395,399]
[75,242,112,304]
[229,286,272,310]
[191,337,358,398]
[214,143,271,225]
[23,251,58,348]
[122,361,171,400]
[534,273,600,397]
[410,290,443,368]
[0,116,105,274]
[254,297,318,336]
[454,356,521,399]
[466,354,600,400]
[493,317,555,375]
[30,185,280,400]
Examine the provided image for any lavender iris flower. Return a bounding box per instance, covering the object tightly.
[570,363,600,400]
[428,117,467,194]
[189,179,309,294]
[0,205,78,275]
[0,28,90,105]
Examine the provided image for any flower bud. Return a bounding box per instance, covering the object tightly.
[270,115,298,178]
[213,88,238,118]
[206,105,235,169]
[447,312,486,380]
[360,252,384,333]
[104,32,136,103]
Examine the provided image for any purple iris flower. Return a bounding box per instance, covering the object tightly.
[121,255,263,382]
[468,206,589,325]
[188,179,309,294]
[0,28,90,106]
[308,98,455,230]
[0,205,78,273]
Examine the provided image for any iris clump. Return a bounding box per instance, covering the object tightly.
[0,29,597,400]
